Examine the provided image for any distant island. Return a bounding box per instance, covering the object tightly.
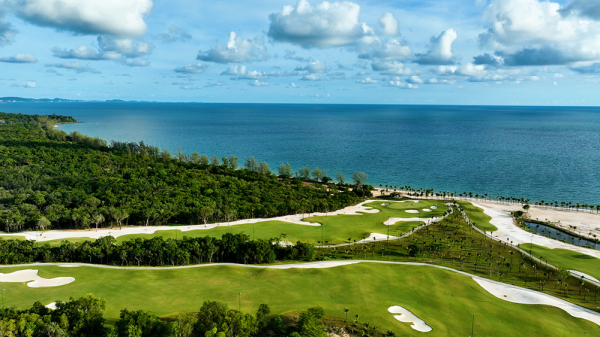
[0,97,83,103]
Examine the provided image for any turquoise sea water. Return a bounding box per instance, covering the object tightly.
[2,102,600,204]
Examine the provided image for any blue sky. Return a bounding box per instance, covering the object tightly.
[0,0,599,105]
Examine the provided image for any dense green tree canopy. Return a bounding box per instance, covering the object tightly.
[0,112,371,232]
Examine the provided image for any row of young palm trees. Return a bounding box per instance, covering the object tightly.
[378,185,600,214]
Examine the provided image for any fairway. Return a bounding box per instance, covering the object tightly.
[0,200,447,246]
[456,201,498,232]
[0,263,597,336]
[528,244,600,281]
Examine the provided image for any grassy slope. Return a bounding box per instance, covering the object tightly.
[1,200,447,246]
[0,263,597,336]
[456,201,499,232]
[528,244,600,281]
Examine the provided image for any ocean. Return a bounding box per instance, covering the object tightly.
[2,102,599,205]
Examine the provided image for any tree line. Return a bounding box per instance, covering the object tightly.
[0,233,317,266]
[381,185,600,214]
[0,112,372,233]
[0,294,338,337]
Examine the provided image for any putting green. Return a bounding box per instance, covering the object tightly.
[527,244,600,281]
[0,263,597,336]
[456,201,498,232]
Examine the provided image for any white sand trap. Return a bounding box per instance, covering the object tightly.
[473,277,600,326]
[45,302,57,310]
[569,270,600,284]
[406,210,420,214]
[431,206,438,209]
[0,270,75,288]
[382,203,390,206]
[388,306,432,332]
[385,217,444,226]
[422,209,432,212]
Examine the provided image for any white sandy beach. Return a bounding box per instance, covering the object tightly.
[471,202,600,260]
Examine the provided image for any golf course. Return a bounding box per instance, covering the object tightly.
[1,262,598,336]
[0,200,448,246]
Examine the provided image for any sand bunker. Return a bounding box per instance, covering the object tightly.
[473,277,600,326]
[406,210,420,214]
[0,270,75,288]
[382,203,390,206]
[569,270,600,284]
[388,306,432,332]
[431,206,438,209]
[45,302,57,310]
[422,209,432,212]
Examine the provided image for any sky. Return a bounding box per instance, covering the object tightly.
[0,0,600,105]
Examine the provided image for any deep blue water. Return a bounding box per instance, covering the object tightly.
[2,102,600,204]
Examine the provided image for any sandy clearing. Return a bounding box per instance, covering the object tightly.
[388,306,432,332]
[406,210,420,214]
[569,270,600,284]
[430,206,438,210]
[422,209,432,212]
[473,277,600,326]
[45,302,57,310]
[469,200,600,240]
[471,202,600,260]
[0,270,74,288]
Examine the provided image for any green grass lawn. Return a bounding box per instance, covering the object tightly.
[0,263,597,336]
[113,200,445,245]
[527,244,600,281]
[1,200,447,246]
[456,201,498,232]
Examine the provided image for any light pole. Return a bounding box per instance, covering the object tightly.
[238,292,241,312]
[253,226,255,241]
[1,289,5,307]
[471,313,475,337]
[529,234,533,256]
[387,216,390,259]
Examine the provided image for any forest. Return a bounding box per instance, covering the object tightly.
[0,294,394,337]
[0,112,372,233]
[0,233,316,265]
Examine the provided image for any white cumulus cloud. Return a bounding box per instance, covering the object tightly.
[174,64,207,74]
[14,0,153,37]
[295,60,326,73]
[475,0,600,66]
[371,59,412,75]
[378,12,399,36]
[415,29,458,65]
[355,77,377,84]
[268,0,366,48]
[0,53,37,63]
[197,32,269,63]
[249,80,268,86]
[52,36,154,64]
